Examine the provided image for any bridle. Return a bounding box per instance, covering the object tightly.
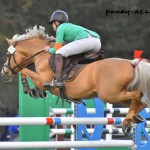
[2,41,45,77]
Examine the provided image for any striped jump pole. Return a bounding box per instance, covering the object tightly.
[50,128,150,135]
[50,108,150,115]
[0,117,150,126]
[50,128,124,135]
[50,108,130,115]
[0,117,125,125]
[0,140,135,149]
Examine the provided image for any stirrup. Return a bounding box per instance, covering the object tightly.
[53,80,64,88]
[43,79,55,89]
[43,79,63,88]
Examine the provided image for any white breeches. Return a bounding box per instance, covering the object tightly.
[56,35,101,57]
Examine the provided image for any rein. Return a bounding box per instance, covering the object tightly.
[4,49,45,75]
[2,36,54,79]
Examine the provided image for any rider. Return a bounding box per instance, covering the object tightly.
[44,10,101,88]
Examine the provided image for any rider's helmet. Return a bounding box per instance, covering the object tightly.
[49,10,69,24]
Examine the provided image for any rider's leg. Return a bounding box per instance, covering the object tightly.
[44,54,64,88]
[56,35,101,58]
[52,54,64,87]
[44,35,101,88]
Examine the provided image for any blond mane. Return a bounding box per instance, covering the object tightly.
[12,25,55,42]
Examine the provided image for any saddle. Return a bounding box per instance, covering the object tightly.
[49,50,105,104]
[49,50,105,81]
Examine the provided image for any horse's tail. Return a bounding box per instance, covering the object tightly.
[128,59,150,107]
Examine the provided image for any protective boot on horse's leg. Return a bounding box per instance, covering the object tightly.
[44,54,64,88]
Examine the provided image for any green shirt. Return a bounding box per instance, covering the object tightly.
[49,22,100,54]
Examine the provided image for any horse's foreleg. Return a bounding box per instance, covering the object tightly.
[28,86,48,99]
[20,68,60,98]
[20,68,44,93]
[21,77,30,94]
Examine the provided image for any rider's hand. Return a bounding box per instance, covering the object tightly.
[44,45,50,52]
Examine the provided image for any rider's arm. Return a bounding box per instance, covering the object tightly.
[49,25,64,54]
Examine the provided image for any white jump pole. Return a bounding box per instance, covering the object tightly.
[50,108,129,115]
[0,117,149,126]
[50,128,124,135]
[0,117,125,125]
[0,140,135,149]
[50,108,150,115]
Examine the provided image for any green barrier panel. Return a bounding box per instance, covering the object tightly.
[19,74,72,150]
[19,75,49,150]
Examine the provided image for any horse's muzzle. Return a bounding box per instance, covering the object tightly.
[0,71,13,82]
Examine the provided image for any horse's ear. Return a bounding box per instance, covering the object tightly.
[5,37,14,45]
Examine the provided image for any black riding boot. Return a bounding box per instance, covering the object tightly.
[53,54,64,87]
[44,54,64,88]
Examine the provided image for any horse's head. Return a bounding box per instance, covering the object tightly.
[1,25,55,82]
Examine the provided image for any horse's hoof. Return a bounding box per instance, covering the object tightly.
[43,83,51,88]
[24,88,30,94]
[133,114,144,124]
[24,90,28,94]
[39,91,47,99]
[122,125,132,136]
[29,89,39,99]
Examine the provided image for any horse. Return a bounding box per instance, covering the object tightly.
[1,25,150,135]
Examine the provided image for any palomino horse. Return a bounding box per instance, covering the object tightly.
[1,26,150,135]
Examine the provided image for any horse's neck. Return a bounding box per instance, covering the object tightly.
[33,52,53,77]
[20,38,53,75]
[34,52,50,65]
[23,38,47,57]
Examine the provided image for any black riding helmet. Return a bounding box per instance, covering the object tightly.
[49,10,69,24]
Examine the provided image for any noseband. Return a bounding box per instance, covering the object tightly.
[2,41,45,76]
